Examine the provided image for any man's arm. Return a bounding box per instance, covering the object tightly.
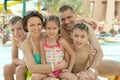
[88,26,103,70]
[12,39,25,65]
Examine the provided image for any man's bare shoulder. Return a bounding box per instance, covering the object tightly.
[60,38,72,45]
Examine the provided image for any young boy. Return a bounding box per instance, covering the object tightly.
[71,23,97,80]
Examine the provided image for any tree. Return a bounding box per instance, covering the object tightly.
[43,0,91,17]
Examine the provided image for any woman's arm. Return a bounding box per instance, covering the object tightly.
[61,38,76,72]
[21,40,68,74]
[12,38,25,65]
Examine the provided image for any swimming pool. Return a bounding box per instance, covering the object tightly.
[0,43,120,80]
[101,43,120,62]
[0,46,23,80]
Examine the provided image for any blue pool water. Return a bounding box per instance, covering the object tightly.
[101,43,120,62]
[0,43,120,80]
[0,46,23,80]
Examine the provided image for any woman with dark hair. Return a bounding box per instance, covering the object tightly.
[21,10,67,80]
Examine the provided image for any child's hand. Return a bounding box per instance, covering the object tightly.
[60,60,68,69]
[90,46,96,56]
[62,69,70,72]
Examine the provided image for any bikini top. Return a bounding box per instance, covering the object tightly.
[30,36,41,64]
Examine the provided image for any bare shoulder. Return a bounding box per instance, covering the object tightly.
[21,38,31,50]
[22,38,29,45]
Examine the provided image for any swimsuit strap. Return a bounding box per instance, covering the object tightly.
[44,38,61,48]
[30,36,36,53]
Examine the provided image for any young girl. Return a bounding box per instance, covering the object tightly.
[40,15,77,80]
[71,23,97,80]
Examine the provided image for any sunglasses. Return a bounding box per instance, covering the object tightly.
[24,10,40,17]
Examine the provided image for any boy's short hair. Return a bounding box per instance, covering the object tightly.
[9,16,22,25]
[72,23,89,34]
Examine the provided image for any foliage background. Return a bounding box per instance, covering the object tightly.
[43,0,91,17]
